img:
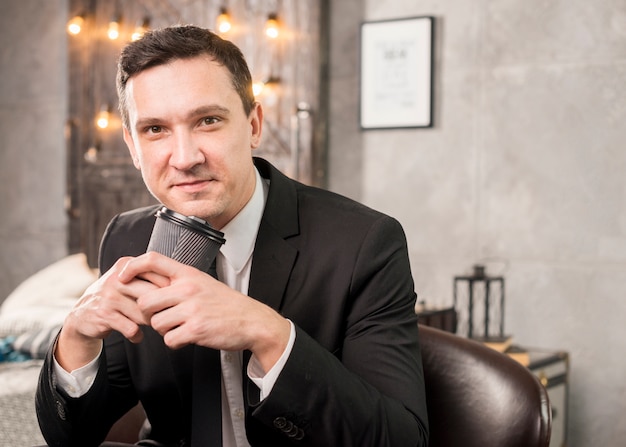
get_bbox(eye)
[202,116,220,126]
[148,125,162,134]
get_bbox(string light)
[252,81,265,97]
[67,15,84,35]
[84,145,99,163]
[253,77,280,97]
[264,13,280,39]
[131,18,150,41]
[216,7,232,34]
[96,106,110,129]
[107,15,122,40]
[67,6,291,142]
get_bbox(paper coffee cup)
[147,207,225,273]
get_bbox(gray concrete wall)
[0,0,68,303]
[328,0,626,445]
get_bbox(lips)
[172,179,213,193]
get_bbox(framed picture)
[360,16,434,129]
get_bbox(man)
[36,25,428,447]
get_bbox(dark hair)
[116,25,255,129]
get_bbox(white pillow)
[0,253,98,337]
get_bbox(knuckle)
[149,313,162,329]
[186,318,208,339]
[144,251,161,262]
[180,280,201,296]
[125,323,141,338]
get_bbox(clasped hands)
[56,251,290,373]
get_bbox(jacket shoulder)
[98,205,161,272]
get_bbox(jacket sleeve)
[35,212,143,447]
[35,331,138,447]
[246,215,429,447]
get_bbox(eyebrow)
[188,104,231,118]
[134,104,232,130]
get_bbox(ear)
[123,127,141,169]
[249,102,263,149]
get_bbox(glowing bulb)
[265,14,279,39]
[131,18,149,41]
[96,108,110,129]
[252,81,265,97]
[84,146,98,163]
[67,15,84,35]
[107,20,120,40]
[216,8,232,34]
[131,28,143,42]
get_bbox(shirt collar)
[218,167,268,274]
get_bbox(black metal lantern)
[453,265,505,338]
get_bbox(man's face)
[123,56,262,229]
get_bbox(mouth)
[172,179,214,194]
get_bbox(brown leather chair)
[418,324,552,447]
[103,403,146,444]
[104,325,552,447]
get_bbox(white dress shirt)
[53,167,296,447]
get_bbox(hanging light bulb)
[264,13,280,39]
[84,145,99,163]
[67,15,84,35]
[252,81,265,97]
[96,105,110,130]
[131,17,150,41]
[216,7,232,34]
[107,15,122,40]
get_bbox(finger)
[118,251,190,283]
[135,282,188,319]
[137,271,170,288]
[100,298,147,344]
[110,312,145,343]
[163,325,192,350]
[147,292,199,333]
[80,291,149,341]
[122,275,166,298]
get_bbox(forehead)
[125,56,241,119]
[130,56,232,94]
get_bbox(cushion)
[12,325,61,359]
[0,254,97,337]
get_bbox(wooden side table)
[523,348,570,447]
[415,305,457,333]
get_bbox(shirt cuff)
[52,345,102,398]
[247,320,296,401]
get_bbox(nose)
[169,131,205,170]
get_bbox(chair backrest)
[418,324,551,447]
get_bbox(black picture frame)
[360,16,434,129]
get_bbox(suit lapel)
[248,224,298,311]
[248,158,300,312]
[243,161,299,414]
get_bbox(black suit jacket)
[36,158,428,446]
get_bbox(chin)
[168,200,218,222]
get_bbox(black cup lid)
[155,207,226,245]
